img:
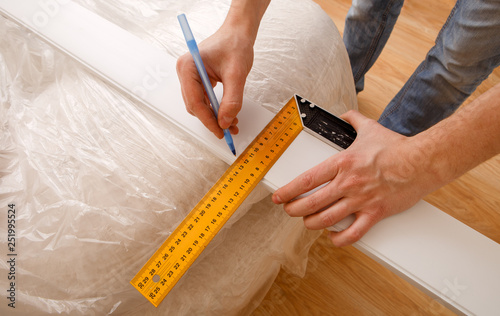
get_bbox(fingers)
[281,181,343,218]
[272,156,339,205]
[176,54,225,139]
[283,191,377,247]
[327,212,378,247]
[176,51,245,138]
[270,110,413,247]
[301,198,354,230]
[228,117,239,135]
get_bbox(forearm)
[411,83,500,188]
[222,0,271,43]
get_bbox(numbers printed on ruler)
[131,98,303,307]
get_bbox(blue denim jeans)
[344,0,500,136]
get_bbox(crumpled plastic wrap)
[0,0,356,315]
[73,0,357,115]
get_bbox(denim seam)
[353,0,399,83]
[435,0,460,46]
[379,0,461,122]
[378,59,427,122]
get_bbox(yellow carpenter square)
[131,96,303,307]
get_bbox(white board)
[1,1,499,314]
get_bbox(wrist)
[406,131,454,190]
[222,0,270,44]
[378,133,445,199]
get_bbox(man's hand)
[176,0,270,139]
[272,110,440,247]
[176,27,254,138]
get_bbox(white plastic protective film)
[0,0,357,315]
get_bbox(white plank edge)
[1,1,499,315]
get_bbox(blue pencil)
[178,13,236,156]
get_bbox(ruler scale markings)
[131,97,303,306]
[131,95,354,307]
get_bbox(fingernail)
[272,194,282,204]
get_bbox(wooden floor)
[252,0,500,315]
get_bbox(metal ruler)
[130,95,356,307]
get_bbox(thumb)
[339,110,368,131]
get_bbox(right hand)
[272,110,442,247]
[176,25,255,139]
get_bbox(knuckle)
[221,101,241,116]
[319,211,336,228]
[305,195,320,211]
[366,208,384,224]
[345,227,363,245]
[335,152,354,169]
[299,173,316,191]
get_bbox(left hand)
[272,110,439,247]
